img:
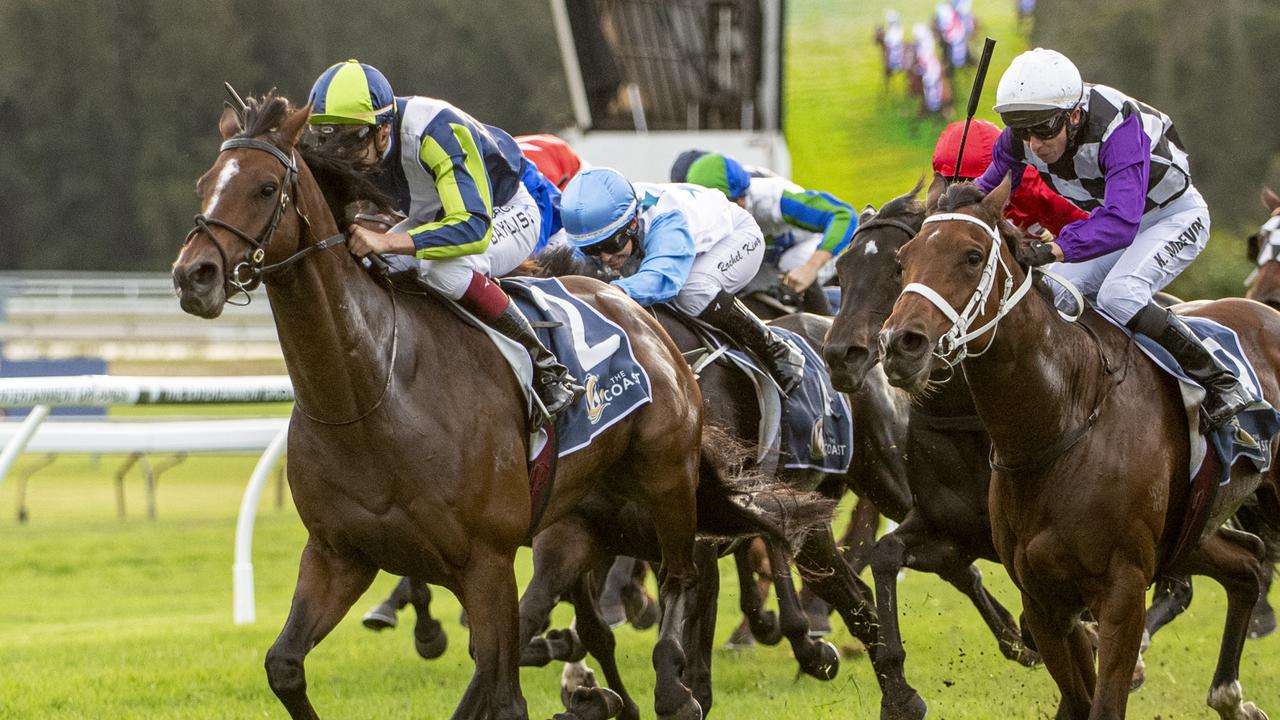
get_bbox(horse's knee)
[264,649,306,698]
[870,533,907,576]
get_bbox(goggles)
[581,222,638,257]
[306,123,372,147]
[1010,111,1070,142]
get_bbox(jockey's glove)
[1017,240,1057,267]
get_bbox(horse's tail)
[694,424,836,551]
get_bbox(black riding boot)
[490,304,585,421]
[698,290,805,395]
[1128,303,1253,432]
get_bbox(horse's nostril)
[895,330,927,355]
[189,261,219,289]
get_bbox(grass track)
[1,1,1276,717]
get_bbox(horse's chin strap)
[898,212,1035,366]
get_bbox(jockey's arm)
[406,114,494,260]
[778,189,856,292]
[1052,115,1149,263]
[612,211,696,306]
[975,129,1027,196]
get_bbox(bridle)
[1244,214,1280,288]
[183,137,346,304]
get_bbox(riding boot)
[698,290,805,395]
[489,303,585,420]
[1128,302,1253,432]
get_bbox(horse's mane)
[878,185,927,223]
[513,245,614,282]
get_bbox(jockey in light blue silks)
[306,59,582,419]
[560,167,805,395]
[976,48,1251,432]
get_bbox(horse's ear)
[925,172,947,212]
[280,102,313,150]
[1262,186,1280,213]
[981,173,1012,221]
[218,104,241,140]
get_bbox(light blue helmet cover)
[560,167,638,248]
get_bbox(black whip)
[952,37,996,183]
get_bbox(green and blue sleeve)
[779,189,857,256]
[409,109,493,260]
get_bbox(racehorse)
[171,92,757,720]
[877,176,1280,720]
[823,183,1038,720]
[1245,186,1280,311]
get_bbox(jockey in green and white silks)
[307,59,582,420]
[560,167,805,395]
[684,153,857,296]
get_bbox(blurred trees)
[0,0,570,271]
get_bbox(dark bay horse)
[172,93,726,720]
[823,185,1038,720]
[1245,186,1280,311]
[878,177,1280,720]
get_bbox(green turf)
[1,452,1275,718]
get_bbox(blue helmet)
[308,60,396,125]
[560,168,638,248]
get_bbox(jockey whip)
[952,37,996,183]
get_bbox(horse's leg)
[1086,566,1148,719]
[639,463,702,720]
[408,580,448,660]
[362,575,413,631]
[622,560,659,630]
[265,538,378,720]
[520,518,595,667]
[681,541,723,716]
[1249,562,1276,639]
[728,538,780,647]
[453,547,527,720]
[1020,597,1093,720]
[599,556,637,628]
[762,537,839,681]
[1145,574,1194,639]
[569,569,639,720]
[929,550,1038,667]
[839,495,881,574]
[866,518,929,720]
[797,526,920,720]
[1184,528,1268,720]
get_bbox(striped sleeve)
[778,189,858,255]
[408,112,493,260]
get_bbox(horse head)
[1245,186,1280,311]
[173,92,318,318]
[878,174,1026,394]
[823,181,925,392]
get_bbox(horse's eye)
[966,250,983,266]
[259,183,278,198]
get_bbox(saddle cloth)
[1112,313,1279,486]
[675,311,854,474]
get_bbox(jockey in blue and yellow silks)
[684,153,857,299]
[307,59,583,420]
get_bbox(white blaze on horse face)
[863,239,879,256]
[204,159,241,216]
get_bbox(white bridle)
[897,212,1081,365]
[1245,214,1280,287]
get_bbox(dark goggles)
[1010,111,1070,142]
[581,222,638,257]
[306,123,372,146]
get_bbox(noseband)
[184,137,345,304]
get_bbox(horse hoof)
[413,622,447,660]
[361,604,397,631]
[522,637,554,667]
[749,611,783,646]
[566,687,624,720]
[547,628,588,663]
[631,596,660,631]
[1129,654,1146,693]
[1241,701,1268,720]
[601,599,627,629]
[800,639,840,681]
[1017,647,1041,668]
[1249,606,1277,639]
[656,696,702,720]
[881,692,928,720]
[561,661,598,709]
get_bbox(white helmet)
[993,48,1083,115]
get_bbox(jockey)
[975,48,1251,431]
[684,152,857,295]
[933,118,1087,238]
[560,167,805,394]
[306,59,584,420]
[515,134,584,190]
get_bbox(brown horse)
[1245,186,1280,310]
[172,93,721,720]
[878,177,1280,720]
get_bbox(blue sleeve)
[1054,114,1149,262]
[779,189,858,256]
[612,210,696,306]
[975,129,1026,194]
